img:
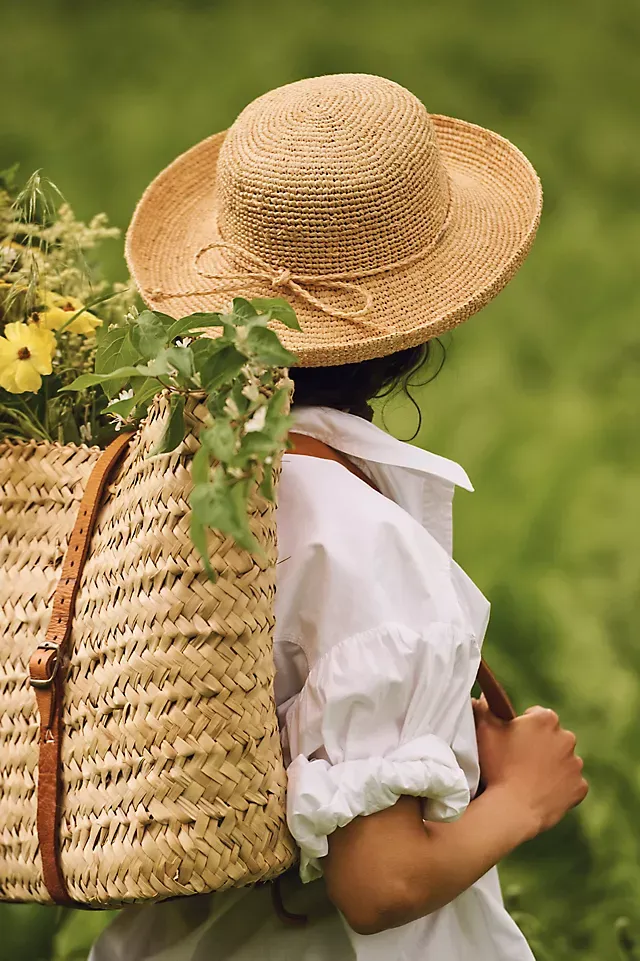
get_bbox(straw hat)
[126,74,542,367]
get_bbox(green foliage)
[62,296,298,577]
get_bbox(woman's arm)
[324,700,588,935]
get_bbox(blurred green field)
[2,0,639,958]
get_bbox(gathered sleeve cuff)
[287,735,470,882]
[283,621,479,883]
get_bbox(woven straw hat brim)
[126,114,542,367]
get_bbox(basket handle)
[28,430,135,906]
[288,432,516,722]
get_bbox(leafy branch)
[62,297,300,580]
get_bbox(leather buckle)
[29,642,61,689]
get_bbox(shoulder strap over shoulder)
[288,431,516,722]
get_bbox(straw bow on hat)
[126,73,542,367]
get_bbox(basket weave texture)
[0,392,296,905]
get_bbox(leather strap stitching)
[28,430,135,905]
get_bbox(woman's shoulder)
[276,452,458,615]
[277,451,423,549]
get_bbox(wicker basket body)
[0,392,296,905]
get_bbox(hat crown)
[215,74,450,275]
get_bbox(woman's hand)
[325,700,589,935]
[473,695,589,838]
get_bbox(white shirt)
[89,406,535,961]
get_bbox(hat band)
[144,199,453,331]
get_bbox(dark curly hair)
[289,339,447,439]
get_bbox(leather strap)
[28,429,135,905]
[288,432,516,723]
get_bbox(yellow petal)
[43,292,84,313]
[0,361,21,393]
[25,325,56,351]
[0,337,17,362]
[28,351,54,376]
[14,360,42,393]
[3,322,30,343]
[37,307,67,331]
[23,329,56,371]
[68,312,102,335]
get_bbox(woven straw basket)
[0,390,296,906]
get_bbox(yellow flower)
[34,291,102,336]
[0,322,56,393]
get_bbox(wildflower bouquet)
[0,166,136,446]
[0,167,300,575]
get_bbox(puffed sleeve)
[277,461,485,883]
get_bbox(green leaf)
[250,298,301,331]
[239,430,276,458]
[233,298,258,321]
[59,366,144,392]
[246,325,298,367]
[266,383,292,422]
[162,314,212,341]
[165,345,195,381]
[59,408,82,445]
[190,513,216,582]
[201,419,237,462]
[129,310,168,360]
[165,314,219,341]
[191,474,259,554]
[259,461,276,501]
[150,394,185,455]
[136,351,172,377]
[191,444,211,486]
[199,344,246,393]
[94,326,142,399]
[95,326,140,376]
[145,309,183,331]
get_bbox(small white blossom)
[242,382,260,403]
[0,246,19,267]
[175,336,192,348]
[106,387,134,408]
[224,397,240,418]
[244,405,267,433]
[79,423,92,443]
[228,466,247,479]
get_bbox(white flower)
[0,246,19,267]
[224,396,240,418]
[175,336,192,348]
[244,405,267,433]
[106,387,133,408]
[79,423,92,443]
[242,382,260,403]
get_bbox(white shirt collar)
[289,406,474,555]
[290,406,473,491]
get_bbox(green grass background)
[1,0,639,957]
